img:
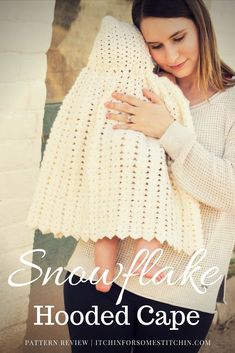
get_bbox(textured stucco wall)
[210,0,235,68]
[0,1,55,352]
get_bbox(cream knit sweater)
[65,86,235,314]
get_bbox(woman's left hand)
[105,89,174,139]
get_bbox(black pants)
[63,271,214,353]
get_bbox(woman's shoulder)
[223,84,235,108]
[199,85,235,126]
[221,85,235,128]
[215,84,235,109]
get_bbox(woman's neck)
[176,73,199,97]
[176,75,217,105]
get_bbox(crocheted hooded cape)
[26,16,204,255]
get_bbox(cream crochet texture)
[26,16,203,255]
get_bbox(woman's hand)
[105,89,174,139]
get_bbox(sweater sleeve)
[159,120,235,213]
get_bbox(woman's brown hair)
[132,0,235,98]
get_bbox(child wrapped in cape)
[26,16,203,291]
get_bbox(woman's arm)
[159,120,235,213]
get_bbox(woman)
[63,0,235,352]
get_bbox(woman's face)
[140,17,199,79]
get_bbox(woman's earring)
[153,64,161,75]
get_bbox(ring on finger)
[127,114,134,124]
